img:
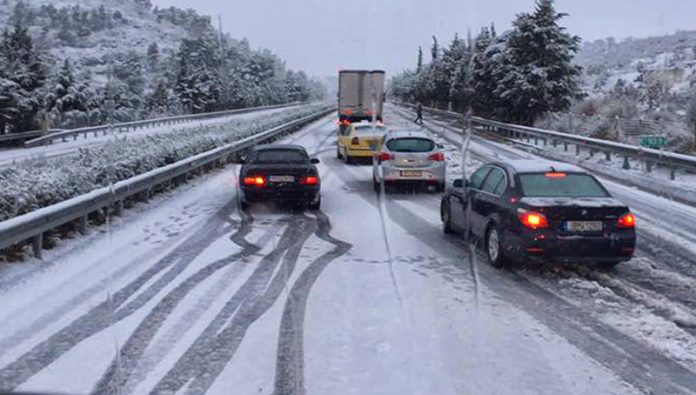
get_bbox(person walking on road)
[414,103,423,125]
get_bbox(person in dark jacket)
[414,103,423,125]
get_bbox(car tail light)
[300,176,319,185]
[617,213,636,229]
[545,172,567,178]
[518,209,549,230]
[428,152,445,161]
[378,152,394,162]
[339,119,351,126]
[243,176,266,186]
[351,136,360,145]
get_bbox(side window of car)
[480,168,506,196]
[469,167,491,190]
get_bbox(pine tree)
[498,0,582,124]
[0,22,46,132]
[431,36,439,61]
[147,42,160,71]
[416,46,423,73]
[470,27,500,117]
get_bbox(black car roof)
[253,144,307,152]
[491,160,585,175]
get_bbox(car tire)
[345,155,354,165]
[240,199,250,211]
[435,182,446,193]
[308,196,321,211]
[486,224,507,268]
[441,200,455,235]
[337,146,343,160]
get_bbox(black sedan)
[441,160,636,268]
[239,144,321,210]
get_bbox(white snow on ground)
[392,105,696,375]
[2,110,696,394]
[0,105,301,168]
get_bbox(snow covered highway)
[1,109,696,395]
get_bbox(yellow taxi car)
[337,121,388,164]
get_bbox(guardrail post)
[671,168,676,180]
[575,144,581,156]
[542,138,547,146]
[113,200,123,216]
[94,130,98,137]
[622,156,630,170]
[32,233,43,260]
[552,139,557,148]
[73,135,77,141]
[563,142,568,152]
[589,149,596,157]
[645,160,653,173]
[79,215,88,235]
[605,151,611,161]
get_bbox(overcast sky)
[154,0,696,78]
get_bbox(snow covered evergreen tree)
[0,21,46,133]
[499,0,582,124]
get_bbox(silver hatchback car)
[372,130,446,192]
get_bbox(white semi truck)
[338,70,385,124]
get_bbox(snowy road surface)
[0,105,300,168]
[1,109,696,394]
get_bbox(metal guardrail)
[0,106,334,258]
[400,103,696,179]
[0,129,62,144]
[22,102,304,148]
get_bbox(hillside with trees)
[0,0,325,134]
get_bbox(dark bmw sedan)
[441,160,636,268]
[239,144,321,210]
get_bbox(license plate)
[269,175,295,183]
[400,171,422,177]
[566,221,603,232]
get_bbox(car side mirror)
[453,179,466,188]
[310,158,320,164]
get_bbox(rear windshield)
[519,173,609,198]
[253,149,307,163]
[354,125,387,135]
[386,138,435,153]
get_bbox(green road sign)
[640,135,667,149]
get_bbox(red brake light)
[339,119,351,126]
[428,152,445,161]
[545,172,567,178]
[351,136,360,145]
[518,210,549,230]
[243,176,266,186]
[301,176,319,185]
[617,213,636,229]
[378,152,393,162]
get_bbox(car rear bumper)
[345,146,377,157]
[241,186,320,203]
[377,164,446,183]
[503,230,636,264]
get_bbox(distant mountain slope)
[576,30,696,101]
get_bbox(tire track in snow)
[149,214,317,395]
[0,201,236,391]
[92,210,263,394]
[327,146,696,395]
[272,211,352,395]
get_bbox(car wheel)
[436,182,446,193]
[345,155,354,165]
[486,225,507,268]
[308,195,321,211]
[441,200,455,235]
[336,146,343,160]
[240,199,250,211]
